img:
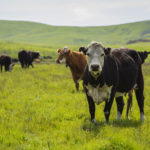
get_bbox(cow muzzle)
[91,64,100,71]
[90,64,101,76]
[56,59,60,64]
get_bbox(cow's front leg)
[31,63,34,68]
[104,87,116,122]
[86,93,96,123]
[75,81,79,91]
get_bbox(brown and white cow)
[83,41,150,123]
[56,47,87,91]
[0,54,15,72]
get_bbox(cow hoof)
[116,112,121,120]
[140,113,145,122]
[91,118,96,123]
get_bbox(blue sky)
[0,0,150,26]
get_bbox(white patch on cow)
[140,112,145,122]
[133,84,138,89]
[116,112,122,120]
[9,64,14,72]
[91,118,96,123]
[86,84,112,105]
[59,57,66,63]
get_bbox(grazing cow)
[0,54,15,72]
[18,50,40,68]
[83,41,150,123]
[56,47,87,91]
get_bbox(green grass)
[0,40,150,63]
[0,40,150,149]
[0,20,150,46]
[0,61,150,150]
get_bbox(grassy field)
[0,20,150,46]
[0,41,150,150]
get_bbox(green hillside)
[0,20,150,46]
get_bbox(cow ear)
[84,48,88,55]
[57,49,61,53]
[104,47,111,55]
[85,48,88,52]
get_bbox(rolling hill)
[0,20,150,46]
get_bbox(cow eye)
[101,54,104,56]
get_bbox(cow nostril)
[91,65,100,71]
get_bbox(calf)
[18,50,40,68]
[83,41,149,122]
[0,54,15,72]
[56,47,87,91]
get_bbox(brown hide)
[56,48,87,91]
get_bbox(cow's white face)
[86,42,105,75]
[56,47,69,64]
[9,64,15,72]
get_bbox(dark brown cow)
[0,54,15,72]
[56,47,87,91]
[18,50,40,68]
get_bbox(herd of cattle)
[0,41,149,123]
[0,50,40,72]
[56,41,150,123]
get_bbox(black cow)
[83,41,149,123]
[0,54,15,72]
[18,50,40,68]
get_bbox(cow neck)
[88,70,105,88]
[66,52,78,71]
[65,52,72,67]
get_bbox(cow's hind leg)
[135,68,145,121]
[116,96,124,120]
